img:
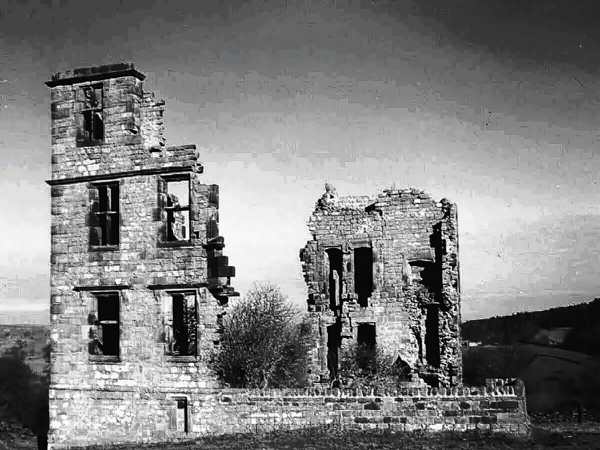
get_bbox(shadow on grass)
[73,426,593,450]
[0,347,48,449]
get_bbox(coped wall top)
[46,62,145,87]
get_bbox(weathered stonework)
[49,380,529,447]
[300,184,462,387]
[47,63,238,449]
[46,64,527,448]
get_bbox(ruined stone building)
[300,184,462,387]
[46,63,238,447]
[43,63,527,448]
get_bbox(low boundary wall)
[48,379,529,448]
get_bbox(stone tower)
[46,63,237,448]
[300,185,462,387]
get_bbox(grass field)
[47,424,599,450]
[1,404,600,449]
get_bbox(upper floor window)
[165,178,190,242]
[76,84,104,146]
[88,292,120,360]
[354,247,373,307]
[89,182,119,248]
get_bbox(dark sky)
[2,0,600,318]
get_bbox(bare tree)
[211,282,310,388]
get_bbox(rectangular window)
[357,323,376,349]
[88,293,120,358]
[354,247,373,307]
[356,323,376,370]
[165,178,190,242]
[77,84,104,146]
[90,182,119,247]
[165,292,197,357]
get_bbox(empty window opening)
[169,398,188,433]
[88,293,119,357]
[357,323,376,348]
[325,248,343,310]
[327,323,341,381]
[425,304,440,367]
[90,182,119,247]
[165,179,190,241]
[166,292,197,356]
[356,323,376,370]
[354,248,373,307]
[410,261,441,301]
[77,84,104,146]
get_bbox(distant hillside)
[460,214,600,319]
[462,298,600,356]
[0,309,48,325]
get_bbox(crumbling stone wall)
[45,63,523,449]
[300,185,462,387]
[47,63,237,449]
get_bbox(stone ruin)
[300,184,462,388]
[46,63,238,447]
[45,64,527,449]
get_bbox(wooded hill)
[462,298,600,356]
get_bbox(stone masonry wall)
[48,379,528,448]
[300,185,462,387]
[47,63,237,449]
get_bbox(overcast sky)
[1,0,600,319]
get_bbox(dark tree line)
[462,298,600,355]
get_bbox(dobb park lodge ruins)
[46,64,529,448]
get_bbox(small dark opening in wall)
[354,248,373,307]
[92,112,104,141]
[173,294,186,352]
[356,323,376,370]
[327,323,341,381]
[357,323,376,348]
[410,260,441,299]
[394,357,412,382]
[174,398,188,433]
[325,248,343,310]
[83,110,93,136]
[425,304,440,367]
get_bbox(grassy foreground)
[2,419,600,449]
[71,425,599,450]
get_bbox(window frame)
[164,290,198,361]
[88,291,121,363]
[77,83,105,147]
[89,181,120,251]
[160,174,193,246]
[353,246,374,307]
